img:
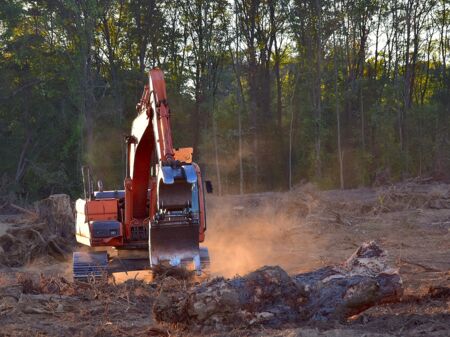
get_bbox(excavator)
[73,68,210,280]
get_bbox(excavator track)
[73,251,108,281]
[72,248,209,281]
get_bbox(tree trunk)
[15,134,32,184]
[314,0,322,179]
[288,70,300,190]
[334,32,344,190]
[232,63,245,195]
[212,106,222,196]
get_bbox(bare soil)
[0,182,449,336]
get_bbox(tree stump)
[0,195,75,266]
[34,194,74,240]
[153,241,403,330]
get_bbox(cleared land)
[0,181,449,337]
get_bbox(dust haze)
[205,189,327,277]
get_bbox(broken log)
[153,241,403,330]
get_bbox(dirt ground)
[0,182,449,336]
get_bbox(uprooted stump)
[294,241,402,321]
[34,194,75,240]
[0,194,75,267]
[153,241,403,330]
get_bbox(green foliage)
[1,0,449,201]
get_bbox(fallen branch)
[10,203,37,216]
[399,258,443,272]
[330,210,352,226]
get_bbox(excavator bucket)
[149,221,210,274]
[150,176,209,274]
[149,218,200,266]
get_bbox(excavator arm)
[126,68,207,269]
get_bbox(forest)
[0,0,449,200]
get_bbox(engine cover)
[91,220,121,238]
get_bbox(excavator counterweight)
[73,68,209,280]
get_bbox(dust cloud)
[205,190,327,278]
[85,126,125,191]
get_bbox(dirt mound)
[375,183,450,213]
[153,241,403,331]
[0,194,75,267]
[319,183,450,219]
[152,264,196,282]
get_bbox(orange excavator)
[73,68,211,280]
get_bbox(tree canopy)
[1,0,449,200]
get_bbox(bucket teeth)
[194,247,210,275]
[199,247,210,270]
